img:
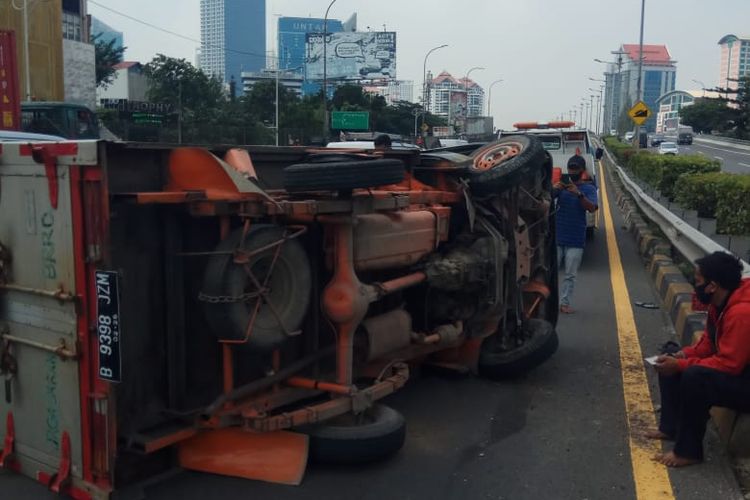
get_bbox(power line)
[88,0,274,61]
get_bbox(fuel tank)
[351,211,440,272]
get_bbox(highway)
[1,163,743,500]
[678,138,750,174]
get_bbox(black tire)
[301,404,406,464]
[202,225,311,352]
[478,319,559,380]
[468,135,546,193]
[284,159,405,192]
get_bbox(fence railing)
[600,144,750,276]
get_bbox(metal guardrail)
[601,147,750,276]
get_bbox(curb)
[605,158,750,459]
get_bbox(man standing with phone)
[554,155,598,314]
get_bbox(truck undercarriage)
[0,135,558,496]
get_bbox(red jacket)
[679,278,750,375]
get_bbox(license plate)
[95,271,122,383]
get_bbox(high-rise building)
[278,17,344,74]
[428,71,485,118]
[91,16,124,58]
[200,0,266,85]
[241,70,304,98]
[602,44,676,133]
[718,34,750,92]
[362,80,414,104]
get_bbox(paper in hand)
[644,355,660,366]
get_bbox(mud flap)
[178,428,309,486]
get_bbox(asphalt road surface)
[1,164,744,500]
[680,138,750,174]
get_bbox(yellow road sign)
[628,100,652,126]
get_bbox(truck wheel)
[284,158,405,192]
[301,404,406,464]
[468,135,546,193]
[202,225,311,352]
[478,319,558,380]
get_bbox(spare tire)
[284,158,405,192]
[478,318,559,379]
[300,404,406,464]
[468,135,546,193]
[202,225,311,352]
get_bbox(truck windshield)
[21,104,99,139]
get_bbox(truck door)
[0,140,108,498]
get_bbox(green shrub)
[674,172,750,235]
[603,137,635,164]
[715,175,750,235]
[624,153,720,199]
[674,172,726,218]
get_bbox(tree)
[144,54,229,143]
[92,34,126,88]
[329,85,446,139]
[707,76,750,139]
[679,98,732,134]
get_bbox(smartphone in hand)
[561,173,571,185]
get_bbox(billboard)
[0,31,20,130]
[306,31,396,81]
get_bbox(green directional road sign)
[331,111,370,131]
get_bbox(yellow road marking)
[598,161,675,499]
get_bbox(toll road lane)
[681,141,750,174]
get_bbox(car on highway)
[650,133,665,147]
[658,141,679,155]
[624,131,635,142]
[678,129,694,145]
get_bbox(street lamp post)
[464,66,484,118]
[422,44,448,115]
[692,79,706,98]
[594,53,625,134]
[487,78,503,117]
[589,86,604,134]
[580,101,584,128]
[588,95,594,131]
[635,0,646,146]
[322,0,337,142]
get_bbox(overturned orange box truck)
[0,137,558,497]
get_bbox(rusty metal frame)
[242,362,409,433]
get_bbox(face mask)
[568,173,582,182]
[695,282,714,304]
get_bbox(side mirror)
[595,147,604,160]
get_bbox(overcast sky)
[88,0,750,129]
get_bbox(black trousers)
[658,365,750,460]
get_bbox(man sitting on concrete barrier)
[649,251,750,467]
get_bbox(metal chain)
[0,242,11,286]
[197,289,267,304]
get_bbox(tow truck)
[500,121,600,239]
